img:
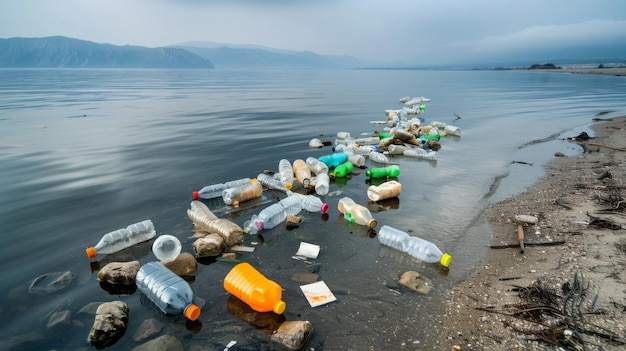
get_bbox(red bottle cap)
[192,191,199,200]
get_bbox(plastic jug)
[337,197,377,228]
[377,225,452,268]
[366,165,400,178]
[367,180,402,202]
[86,219,156,259]
[222,178,263,206]
[193,178,252,200]
[136,262,201,320]
[152,234,182,262]
[223,262,286,314]
[330,161,353,178]
[292,159,312,187]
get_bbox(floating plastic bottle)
[136,262,201,320]
[336,131,351,140]
[287,192,329,213]
[368,151,389,164]
[366,165,400,179]
[347,154,366,167]
[330,161,353,178]
[193,178,252,200]
[354,136,380,146]
[419,134,440,142]
[86,220,156,259]
[256,173,290,192]
[403,149,438,161]
[222,178,263,206]
[305,156,329,175]
[318,152,348,168]
[314,172,330,196]
[152,234,182,262]
[377,225,452,268]
[243,197,302,235]
[337,197,377,228]
[292,159,312,187]
[278,159,295,190]
[223,262,286,314]
[367,180,402,202]
[344,144,374,156]
[387,144,408,155]
[443,125,461,136]
[187,201,243,246]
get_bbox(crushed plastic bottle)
[256,173,290,192]
[367,180,402,202]
[287,192,329,213]
[377,225,451,268]
[223,262,286,314]
[243,197,302,234]
[86,220,156,259]
[403,148,438,161]
[193,178,252,200]
[136,261,201,320]
[337,197,377,228]
[187,201,243,246]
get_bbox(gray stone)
[270,320,313,350]
[28,271,75,296]
[133,318,163,342]
[46,310,73,330]
[131,334,184,351]
[397,271,433,295]
[88,301,129,349]
[163,252,198,277]
[286,215,301,229]
[193,233,224,257]
[97,261,140,285]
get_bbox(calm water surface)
[1,68,625,350]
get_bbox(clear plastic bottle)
[337,197,377,228]
[314,172,330,196]
[223,262,286,314]
[292,159,312,187]
[318,152,348,168]
[403,149,438,161]
[193,178,252,200]
[86,220,156,259]
[344,144,374,156]
[443,125,461,136]
[336,131,351,140]
[256,173,290,192]
[367,180,402,202]
[152,234,182,262]
[187,202,243,246]
[387,144,407,155]
[377,225,452,268]
[288,192,329,213]
[347,154,366,167]
[222,178,263,206]
[354,136,380,145]
[376,225,410,252]
[369,151,390,164]
[305,156,329,175]
[136,262,201,320]
[278,159,295,189]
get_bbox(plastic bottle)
[367,180,402,202]
[337,197,377,228]
[377,225,452,268]
[222,178,263,206]
[314,172,330,196]
[287,192,329,213]
[256,173,290,192]
[223,262,286,314]
[354,136,380,145]
[443,125,461,136]
[330,161,354,178]
[152,234,182,262]
[86,220,156,259]
[318,152,348,168]
[366,165,400,178]
[187,201,243,246]
[369,151,389,164]
[136,262,201,320]
[403,149,438,161]
[308,138,323,148]
[305,156,329,175]
[347,154,366,167]
[278,159,295,189]
[387,144,408,155]
[193,178,252,200]
[336,131,351,139]
[344,144,374,156]
[419,134,440,142]
[292,159,312,187]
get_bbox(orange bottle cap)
[185,304,201,321]
[86,247,96,259]
[274,300,286,314]
[285,183,293,190]
[192,191,199,200]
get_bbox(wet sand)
[433,116,626,350]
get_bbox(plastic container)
[187,201,244,246]
[387,144,408,155]
[403,149,438,161]
[278,159,295,189]
[366,165,400,178]
[288,192,329,213]
[443,125,461,136]
[344,144,374,156]
[308,138,323,148]
[256,173,290,192]
[305,156,329,175]
[419,134,440,142]
[336,131,351,139]
[314,172,330,196]
[136,261,201,320]
[86,220,156,259]
[223,262,286,314]
[318,152,348,168]
[347,154,366,167]
[367,180,402,202]
[193,178,252,200]
[222,178,263,206]
[292,159,312,187]
[337,197,377,228]
[368,151,389,164]
[152,234,182,262]
[354,136,380,146]
[377,225,452,268]
[330,161,353,178]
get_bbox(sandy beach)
[433,114,626,350]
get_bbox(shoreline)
[540,67,626,77]
[434,116,626,350]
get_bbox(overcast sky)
[2,0,626,65]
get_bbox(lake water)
[1,68,625,350]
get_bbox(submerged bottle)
[318,152,348,168]
[193,178,252,200]
[367,180,402,202]
[278,159,295,189]
[292,159,312,187]
[86,220,156,259]
[377,225,452,268]
[223,262,286,314]
[222,178,263,206]
[136,262,201,320]
[366,165,400,178]
[152,234,182,262]
[256,173,290,192]
[337,197,377,228]
[330,161,353,178]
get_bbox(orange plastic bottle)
[223,262,286,314]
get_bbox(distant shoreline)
[539,67,626,76]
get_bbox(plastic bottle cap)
[192,191,199,200]
[184,303,201,321]
[285,183,293,190]
[320,203,329,214]
[440,253,452,268]
[86,247,96,259]
[273,300,286,314]
[368,219,378,228]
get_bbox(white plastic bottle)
[369,151,390,164]
[347,154,366,167]
[278,159,295,189]
[403,148,438,161]
[86,220,156,259]
[152,234,182,262]
[314,172,330,196]
[387,144,407,155]
[367,180,402,202]
[305,156,329,175]
[193,178,252,200]
[256,173,290,192]
[288,192,329,213]
[443,125,461,136]
[377,225,452,268]
[337,197,377,228]
[136,262,201,321]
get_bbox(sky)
[2,0,626,65]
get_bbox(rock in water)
[271,320,313,350]
[398,271,433,295]
[97,261,140,285]
[88,301,129,349]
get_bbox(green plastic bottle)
[378,132,393,139]
[365,165,400,179]
[330,161,354,178]
[419,134,440,142]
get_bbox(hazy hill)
[0,36,214,68]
